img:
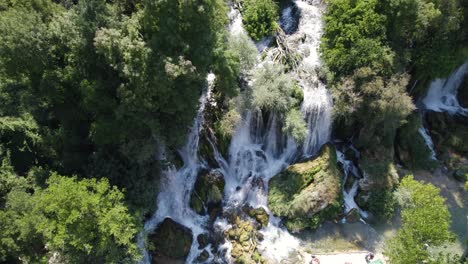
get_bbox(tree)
[34,174,139,263]
[332,68,415,148]
[385,176,454,264]
[381,0,465,78]
[321,0,395,77]
[242,0,279,41]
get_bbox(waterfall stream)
[419,61,468,160]
[142,1,335,263]
[422,62,468,116]
[417,127,437,160]
[141,74,216,264]
[336,146,368,221]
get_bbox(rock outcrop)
[224,216,266,264]
[243,206,269,228]
[268,144,342,232]
[190,169,225,220]
[148,218,193,263]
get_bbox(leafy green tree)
[332,68,415,148]
[34,174,139,263]
[227,31,258,75]
[321,0,395,77]
[385,176,455,264]
[242,0,279,41]
[381,0,466,78]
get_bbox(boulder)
[149,218,193,263]
[268,144,342,232]
[197,233,209,249]
[243,206,269,228]
[190,169,225,218]
[196,250,209,262]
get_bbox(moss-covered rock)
[268,144,342,232]
[243,206,269,228]
[426,111,468,155]
[196,250,209,262]
[396,113,438,170]
[190,169,225,218]
[224,216,266,264]
[148,218,193,262]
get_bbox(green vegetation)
[322,0,466,188]
[385,176,455,264]
[322,0,467,81]
[250,63,307,142]
[396,114,438,170]
[242,0,279,41]
[0,160,139,263]
[321,0,394,77]
[0,0,240,261]
[269,145,342,232]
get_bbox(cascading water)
[141,74,215,264]
[142,0,334,262]
[422,62,468,115]
[417,127,437,160]
[418,62,468,161]
[336,146,368,221]
[209,0,333,262]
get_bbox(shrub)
[283,109,307,143]
[242,0,279,41]
[228,31,258,75]
[250,63,298,113]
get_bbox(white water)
[336,148,368,220]
[417,127,437,160]
[291,0,332,157]
[142,0,334,262]
[212,1,332,262]
[422,62,468,115]
[141,74,215,264]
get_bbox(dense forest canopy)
[0,0,466,263]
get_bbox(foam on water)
[140,74,215,264]
[422,62,468,115]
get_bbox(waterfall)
[422,62,468,115]
[417,127,437,160]
[336,147,368,220]
[292,0,332,157]
[142,0,334,262]
[140,74,215,264]
[213,1,332,262]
